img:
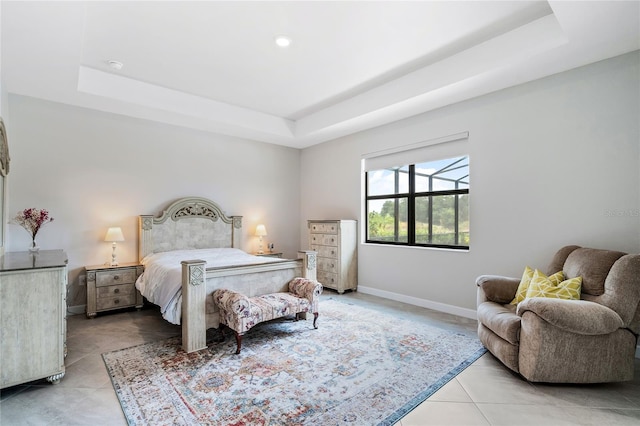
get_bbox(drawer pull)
[114,299,120,304]
[114,288,120,294]
[331,250,335,255]
[113,275,120,281]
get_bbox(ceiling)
[2,1,639,149]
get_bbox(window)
[366,155,469,249]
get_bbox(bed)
[137,197,317,353]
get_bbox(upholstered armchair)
[476,245,640,383]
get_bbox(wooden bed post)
[299,250,317,281]
[181,260,207,353]
[138,215,154,262]
[230,216,242,248]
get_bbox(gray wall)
[6,95,301,310]
[300,51,640,316]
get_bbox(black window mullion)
[428,174,433,244]
[394,169,400,242]
[454,181,459,246]
[365,171,370,240]
[408,165,415,244]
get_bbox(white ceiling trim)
[77,66,296,140]
[294,13,567,143]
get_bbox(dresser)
[85,262,144,318]
[308,220,357,293]
[0,250,68,388]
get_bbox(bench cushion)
[251,293,311,324]
[213,288,315,334]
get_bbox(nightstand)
[253,252,283,258]
[85,262,144,318]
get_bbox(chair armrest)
[212,289,251,317]
[476,275,520,304]
[517,298,624,335]
[289,277,323,303]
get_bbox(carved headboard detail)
[139,197,243,261]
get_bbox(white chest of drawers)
[308,220,357,293]
[1,250,68,388]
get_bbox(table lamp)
[255,224,267,254]
[104,227,125,266]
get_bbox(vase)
[29,239,40,253]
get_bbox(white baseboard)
[357,285,477,320]
[67,304,86,316]
[357,286,640,359]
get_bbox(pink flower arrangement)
[12,208,54,241]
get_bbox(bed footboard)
[181,251,317,353]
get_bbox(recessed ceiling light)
[275,36,292,48]
[108,60,123,70]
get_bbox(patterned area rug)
[103,298,485,425]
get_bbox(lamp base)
[111,243,119,267]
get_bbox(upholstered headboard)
[138,197,243,261]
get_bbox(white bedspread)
[135,248,283,325]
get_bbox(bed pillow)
[525,269,582,301]
[510,267,564,305]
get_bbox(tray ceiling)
[2,1,639,148]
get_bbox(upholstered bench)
[212,277,322,354]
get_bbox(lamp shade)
[255,224,267,237]
[104,227,125,242]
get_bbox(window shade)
[362,131,469,172]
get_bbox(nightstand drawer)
[96,294,136,311]
[96,269,137,287]
[97,283,136,299]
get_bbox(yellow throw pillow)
[511,266,534,305]
[525,269,582,301]
[511,267,564,305]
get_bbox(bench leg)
[313,312,319,329]
[234,332,243,355]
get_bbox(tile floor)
[1,291,639,426]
